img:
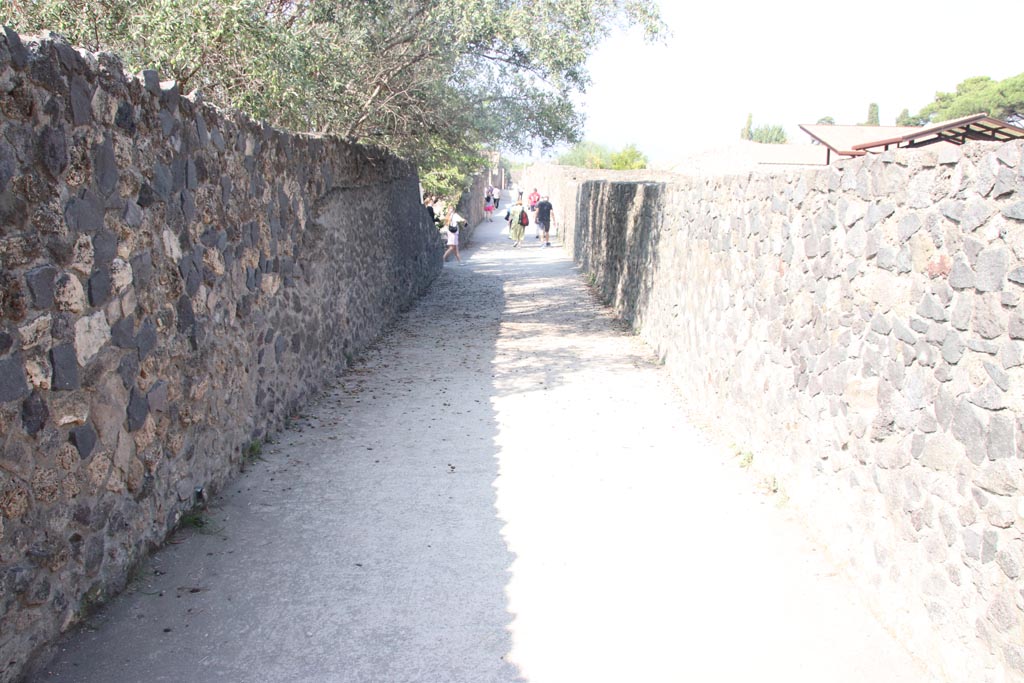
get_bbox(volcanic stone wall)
[0,29,441,679]
[525,145,1024,682]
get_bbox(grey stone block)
[975,248,1009,292]
[3,25,28,69]
[49,343,80,391]
[64,190,104,234]
[898,213,921,241]
[997,551,1020,580]
[93,137,118,197]
[952,399,986,463]
[0,354,30,403]
[948,258,975,290]
[39,126,68,178]
[967,339,999,355]
[1002,201,1024,221]
[1009,315,1024,340]
[0,140,14,194]
[25,265,57,309]
[964,528,983,560]
[961,200,992,232]
[135,318,157,359]
[142,69,160,94]
[982,530,998,563]
[69,423,97,458]
[870,313,892,335]
[147,380,169,413]
[968,384,1007,411]
[176,295,195,336]
[116,352,139,390]
[20,391,48,435]
[130,251,153,288]
[984,362,1010,391]
[126,386,149,432]
[109,315,135,348]
[917,293,948,322]
[876,246,897,271]
[69,75,93,126]
[987,413,1015,460]
[976,298,1007,339]
[114,100,136,134]
[977,461,1019,496]
[151,162,172,201]
[941,332,964,364]
[999,342,1024,369]
[87,269,111,307]
[92,231,117,268]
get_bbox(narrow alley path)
[31,199,931,682]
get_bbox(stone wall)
[525,145,1024,682]
[0,29,441,680]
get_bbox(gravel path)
[32,198,932,682]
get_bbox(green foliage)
[910,74,1024,125]
[741,114,786,144]
[2,0,666,196]
[896,74,1024,127]
[816,116,835,125]
[558,140,612,167]
[860,103,879,126]
[609,144,647,170]
[750,124,787,144]
[556,141,647,169]
[896,108,926,126]
[740,113,753,140]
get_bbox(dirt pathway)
[32,198,932,682]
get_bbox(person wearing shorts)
[484,193,494,221]
[535,196,554,247]
[443,208,465,265]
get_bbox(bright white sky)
[571,0,1024,167]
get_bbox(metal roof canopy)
[798,114,1024,163]
[797,124,914,157]
[852,113,1024,152]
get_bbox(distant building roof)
[799,114,1024,163]
[852,113,1024,152]
[798,125,920,157]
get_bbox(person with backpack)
[508,198,528,248]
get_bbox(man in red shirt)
[528,188,540,211]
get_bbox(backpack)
[519,209,529,226]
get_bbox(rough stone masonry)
[0,28,441,680]
[526,143,1024,683]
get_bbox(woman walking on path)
[508,199,527,248]
[484,193,495,221]
[443,207,465,265]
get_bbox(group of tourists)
[428,184,555,266]
[506,187,554,248]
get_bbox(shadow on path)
[31,214,521,682]
[31,191,931,683]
